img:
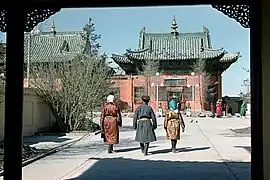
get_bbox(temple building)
[0,20,114,87]
[111,16,241,112]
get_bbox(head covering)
[107,95,114,103]
[142,95,150,103]
[171,93,177,99]
[169,98,177,111]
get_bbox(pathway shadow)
[115,145,158,153]
[23,135,71,145]
[65,157,250,180]
[149,146,210,155]
[234,146,251,153]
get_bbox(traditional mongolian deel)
[100,102,122,145]
[133,103,157,143]
[164,110,184,140]
[216,101,222,117]
[240,101,247,117]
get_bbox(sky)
[0,5,250,96]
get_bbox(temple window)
[183,86,193,101]
[164,78,186,86]
[157,86,167,101]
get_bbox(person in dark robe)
[210,103,215,118]
[164,98,185,153]
[225,103,229,116]
[133,95,157,156]
[100,95,122,153]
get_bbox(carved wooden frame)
[0,5,249,32]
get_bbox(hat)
[107,95,115,103]
[171,93,177,98]
[172,95,177,98]
[142,95,150,102]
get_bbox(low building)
[0,21,114,87]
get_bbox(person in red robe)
[216,100,222,118]
[100,95,122,153]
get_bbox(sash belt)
[139,118,150,121]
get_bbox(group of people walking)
[210,99,247,118]
[100,93,185,155]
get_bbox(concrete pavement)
[5,117,252,180]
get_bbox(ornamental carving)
[0,9,61,32]
[0,5,249,33]
[212,5,250,28]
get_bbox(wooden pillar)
[131,76,134,112]
[261,0,269,179]
[4,7,25,180]
[217,74,222,99]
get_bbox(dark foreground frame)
[3,1,262,180]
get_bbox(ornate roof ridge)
[111,54,133,64]
[223,51,242,58]
[126,48,149,54]
[25,31,84,37]
[227,51,241,55]
[111,54,128,57]
[203,47,224,52]
[41,31,84,36]
[220,51,241,62]
[144,31,207,37]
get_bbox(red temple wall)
[111,74,222,112]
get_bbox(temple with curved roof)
[112,17,240,76]
[112,16,241,112]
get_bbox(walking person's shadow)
[149,146,210,155]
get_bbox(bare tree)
[138,59,160,96]
[31,54,112,132]
[192,58,213,112]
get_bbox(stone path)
[5,117,252,180]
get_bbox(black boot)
[111,144,114,153]
[144,143,149,156]
[108,144,113,154]
[140,143,144,153]
[171,140,177,153]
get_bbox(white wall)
[0,88,55,140]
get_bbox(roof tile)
[220,52,241,62]
[112,29,241,64]
[111,54,133,64]
[24,31,86,63]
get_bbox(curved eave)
[126,48,149,54]
[111,54,133,64]
[125,48,225,61]
[219,52,241,73]
[219,52,241,63]
[201,48,225,60]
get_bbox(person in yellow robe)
[164,95,186,153]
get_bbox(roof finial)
[171,15,179,36]
[51,19,56,36]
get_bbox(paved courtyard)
[7,117,252,180]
